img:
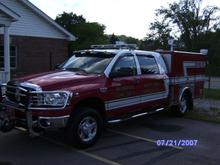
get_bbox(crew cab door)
[136,54,169,110]
[105,53,142,116]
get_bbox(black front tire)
[66,107,103,149]
[0,119,15,132]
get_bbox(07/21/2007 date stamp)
[156,139,198,147]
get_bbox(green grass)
[204,88,220,100]
[187,88,220,123]
[185,108,220,124]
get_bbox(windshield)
[61,52,114,74]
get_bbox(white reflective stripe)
[183,61,206,76]
[183,62,196,76]
[105,91,168,111]
[170,75,207,84]
[140,92,168,103]
[106,95,140,110]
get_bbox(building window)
[0,46,17,70]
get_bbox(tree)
[147,0,220,51]
[71,22,109,50]
[55,12,86,30]
[143,20,172,50]
[108,34,140,47]
[197,29,220,76]
[55,12,108,51]
[117,35,140,45]
[109,34,119,44]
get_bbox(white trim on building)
[19,0,76,41]
[0,2,20,22]
[0,0,76,84]
[0,0,76,41]
[0,2,20,84]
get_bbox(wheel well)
[181,88,193,110]
[74,98,106,120]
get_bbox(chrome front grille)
[1,82,69,110]
[29,94,44,106]
[5,85,30,106]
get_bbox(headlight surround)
[30,91,72,108]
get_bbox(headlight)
[30,91,72,108]
[43,93,69,106]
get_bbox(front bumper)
[0,100,70,132]
[16,113,70,129]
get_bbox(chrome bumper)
[38,116,69,128]
[16,114,70,129]
[0,100,69,134]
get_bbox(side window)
[137,55,159,74]
[111,55,137,77]
[0,46,17,70]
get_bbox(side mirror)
[109,71,118,79]
[109,67,134,78]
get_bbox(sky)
[29,0,220,40]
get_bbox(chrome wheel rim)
[180,97,187,113]
[78,116,97,142]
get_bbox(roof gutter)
[0,2,20,22]
[20,0,77,41]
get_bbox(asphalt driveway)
[0,113,220,165]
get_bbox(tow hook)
[0,109,15,133]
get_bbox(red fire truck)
[0,44,207,148]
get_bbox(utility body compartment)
[157,50,207,104]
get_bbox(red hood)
[16,70,100,90]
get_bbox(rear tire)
[172,93,191,117]
[66,107,103,149]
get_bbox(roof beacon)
[91,43,138,50]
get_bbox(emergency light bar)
[91,44,138,50]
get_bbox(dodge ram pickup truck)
[0,44,207,148]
